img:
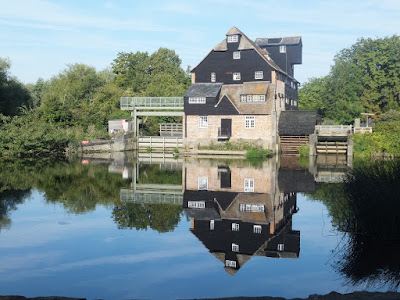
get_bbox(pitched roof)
[218,82,275,115]
[278,111,321,136]
[255,36,302,46]
[184,83,223,98]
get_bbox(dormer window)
[227,35,239,43]
[279,45,286,53]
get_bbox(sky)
[1,0,400,85]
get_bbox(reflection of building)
[183,158,300,275]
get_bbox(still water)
[0,155,398,299]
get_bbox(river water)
[0,154,398,299]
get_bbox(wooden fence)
[137,136,183,150]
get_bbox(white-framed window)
[277,244,285,251]
[244,178,254,192]
[199,116,208,128]
[279,45,286,53]
[245,116,255,129]
[233,51,240,59]
[232,243,239,252]
[240,203,264,212]
[294,100,298,106]
[285,97,289,104]
[198,176,208,190]
[255,71,263,79]
[240,95,265,103]
[233,72,241,81]
[225,260,237,268]
[253,225,262,234]
[188,201,205,209]
[189,97,206,104]
[211,72,216,82]
[232,223,239,231]
[210,220,214,230]
[227,35,239,43]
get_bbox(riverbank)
[1,291,399,300]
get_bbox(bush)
[245,147,270,159]
[298,145,310,157]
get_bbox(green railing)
[120,97,184,109]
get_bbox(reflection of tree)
[0,159,130,217]
[0,189,29,231]
[138,164,182,185]
[112,203,183,233]
[309,159,400,290]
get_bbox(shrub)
[298,145,310,157]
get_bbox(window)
[285,97,289,104]
[233,72,241,81]
[211,72,216,82]
[232,243,239,252]
[199,116,208,128]
[253,225,262,234]
[240,203,264,212]
[232,223,239,231]
[279,45,286,53]
[255,71,263,79]
[189,97,206,104]
[240,95,265,103]
[225,260,237,268]
[244,178,254,192]
[245,116,255,129]
[188,201,205,209]
[233,51,240,59]
[294,100,298,106]
[198,177,208,190]
[277,244,285,251]
[227,35,239,43]
[210,220,214,230]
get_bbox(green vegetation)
[300,35,400,124]
[245,148,270,159]
[352,111,400,157]
[198,141,267,152]
[309,158,400,289]
[298,145,310,157]
[0,48,190,157]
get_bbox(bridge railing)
[315,125,353,136]
[354,127,372,134]
[120,97,184,109]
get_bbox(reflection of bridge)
[120,186,183,204]
[120,157,183,204]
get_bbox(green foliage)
[245,148,270,159]
[353,120,400,156]
[0,113,73,157]
[379,109,400,122]
[173,147,179,154]
[0,57,33,116]
[300,35,400,124]
[198,141,265,151]
[146,146,152,153]
[298,145,309,157]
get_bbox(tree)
[299,35,400,123]
[0,57,32,116]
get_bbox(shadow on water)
[310,158,400,290]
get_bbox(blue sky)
[1,0,400,85]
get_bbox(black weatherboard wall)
[192,50,274,84]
